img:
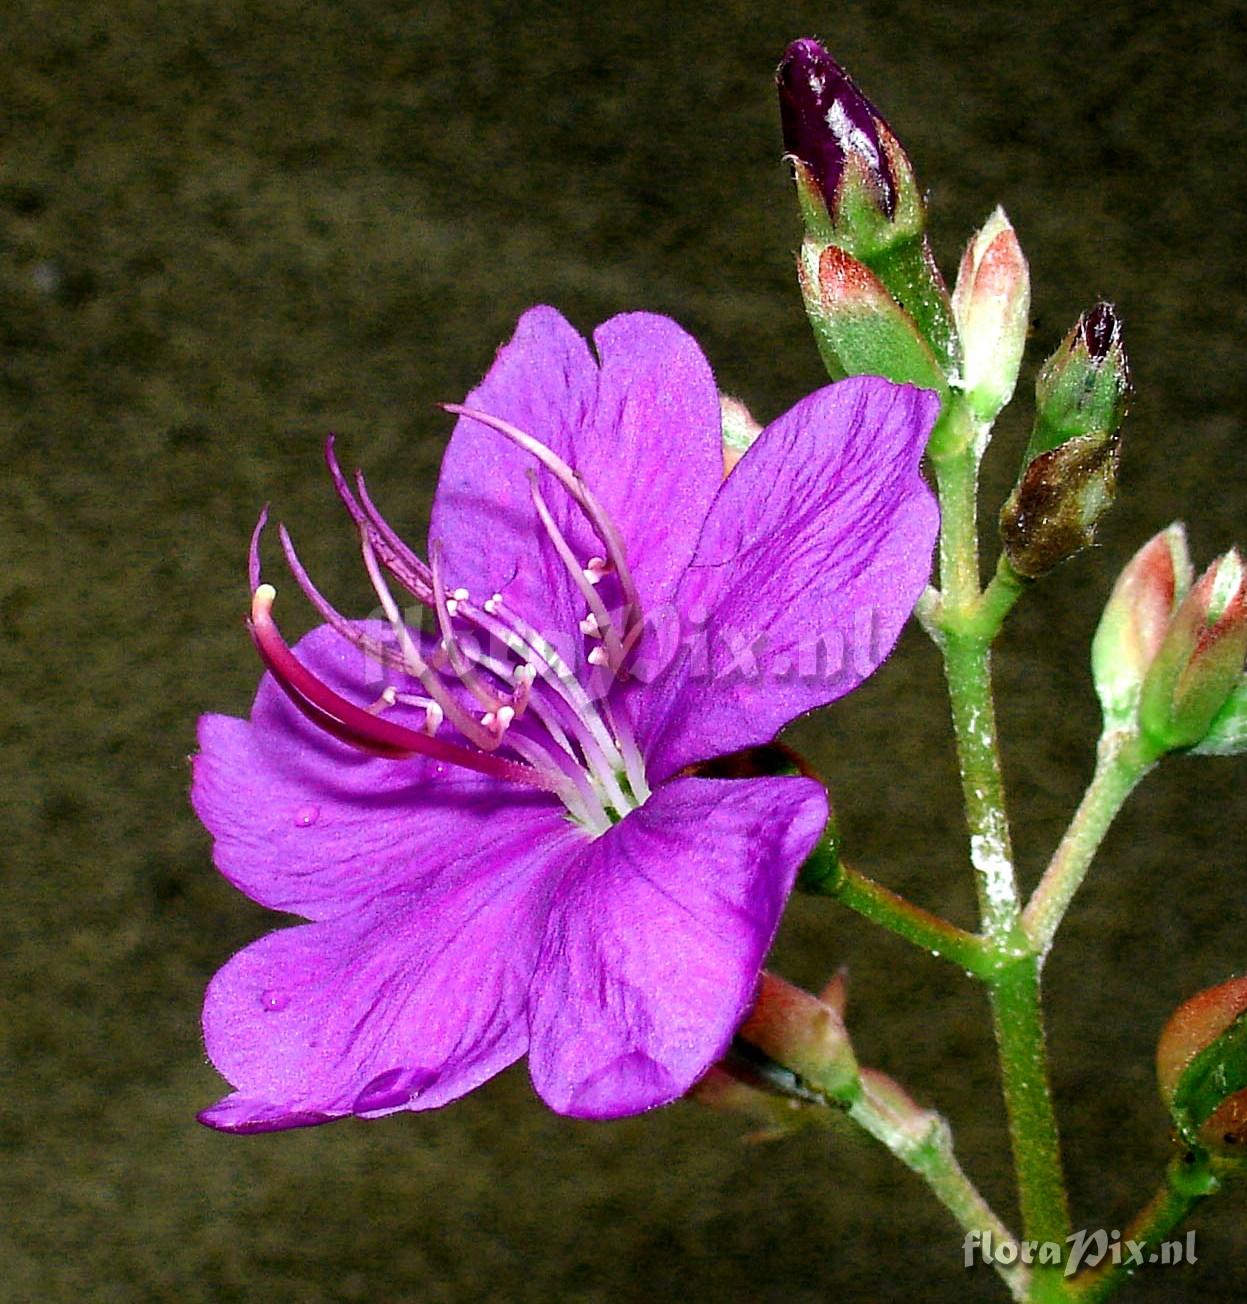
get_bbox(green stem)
[929,400,1020,937]
[846,1076,1032,1303]
[977,553,1030,636]
[1067,1151,1221,1302]
[989,956,1072,1263]
[929,395,1071,1282]
[1022,731,1155,954]
[828,861,996,977]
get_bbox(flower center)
[247,412,654,837]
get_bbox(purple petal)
[193,623,567,921]
[527,774,828,1118]
[430,307,721,650]
[638,377,939,783]
[200,812,584,1131]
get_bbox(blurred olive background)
[3,1,1246,1300]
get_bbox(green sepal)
[1192,677,1247,755]
[1169,1009,1247,1146]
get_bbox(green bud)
[951,207,1031,422]
[999,303,1131,576]
[1027,303,1131,463]
[1091,524,1191,731]
[797,240,947,394]
[1139,549,1247,754]
[720,393,762,475]
[1191,676,1247,755]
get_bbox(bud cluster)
[1091,524,1247,754]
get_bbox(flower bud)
[1091,524,1192,731]
[1027,303,1131,464]
[1191,676,1247,755]
[797,241,946,393]
[777,39,912,249]
[999,303,1131,576]
[777,39,958,375]
[1139,549,1247,753]
[738,971,858,1099]
[1158,976,1247,1154]
[951,207,1030,422]
[998,432,1120,578]
[720,394,762,475]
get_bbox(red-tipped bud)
[738,972,858,1099]
[797,241,946,392]
[951,207,1031,422]
[1091,524,1192,730]
[1158,976,1247,1154]
[1029,302,1131,461]
[1139,549,1247,754]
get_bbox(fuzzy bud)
[1139,549,1247,754]
[1091,524,1192,731]
[999,303,1131,576]
[798,241,946,393]
[777,38,958,375]
[951,207,1030,422]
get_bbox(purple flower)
[193,307,939,1133]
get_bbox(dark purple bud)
[1077,301,1121,361]
[777,38,896,219]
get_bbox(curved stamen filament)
[442,403,643,643]
[429,543,511,716]
[527,473,626,669]
[276,523,409,676]
[248,585,560,792]
[359,534,498,752]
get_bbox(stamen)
[275,522,409,676]
[359,534,498,752]
[442,403,643,643]
[429,542,510,716]
[247,585,558,791]
[527,473,626,669]
[583,556,609,586]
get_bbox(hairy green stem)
[989,957,1072,1261]
[929,394,1071,1282]
[1023,731,1155,955]
[1067,1152,1221,1302]
[846,1076,1032,1302]
[828,861,995,976]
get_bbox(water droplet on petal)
[293,805,320,828]
[260,989,290,1012]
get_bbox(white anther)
[514,663,536,685]
[587,646,609,667]
[495,705,515,732]
[484,592,503,615]
[423,702,444,736]
[583,556,609,585]
[446,598,459,617]
[366,686,399,714]
[481,712,495,729]
[579,613,601,637]
[452,587,470,602]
